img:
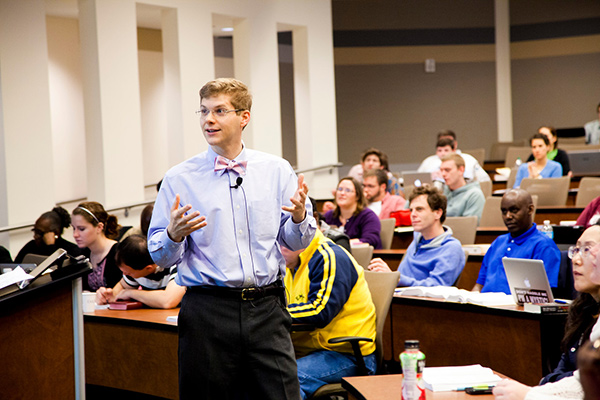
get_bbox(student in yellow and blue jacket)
[282,229,377,400]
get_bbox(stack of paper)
[395,286,515,306]
[422,365,502,392]
[0,267,33,290]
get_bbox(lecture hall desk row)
[374,249,566,386]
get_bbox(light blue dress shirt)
[513,159,562,188]
[148,145,316,288]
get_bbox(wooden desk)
[84,308,179,399]
[384,296,566,386]
[343,374,495,400]
[534,206,584,225]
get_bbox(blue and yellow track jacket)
[285,230,376,358]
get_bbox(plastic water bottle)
[400,340,426,400]
[541,220,554,240]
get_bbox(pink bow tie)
[214,155,247,176]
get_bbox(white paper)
[0,267,33,290]
[423,365,502,392]
[166,315,178,323]
[395,286,515,306]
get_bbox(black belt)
[188,281,283,301]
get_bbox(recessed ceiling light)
[221,27,234,32]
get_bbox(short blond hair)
[199,78,252,112]
[440,153,465,169]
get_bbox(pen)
[455,385,495,391]
[555,299,568,304]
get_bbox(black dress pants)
[178,288,301,400]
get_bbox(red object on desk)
[390,210,411,227]
[108,301,143,310]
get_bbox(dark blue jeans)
[297,350,377,399]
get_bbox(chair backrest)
[463,148,485,165]
[22,253,48,265]
[520,176,571,206]
[479,196,503,227]
[504,146,532,168]
[489,140,526,161]
[454,250,473,290]
[506,166,519,189]
[379,218,396,250]
[444,216,478,245]
[479,194,539,228]
[478,180,492,199]
[576,177,600,207]
[351,245,374,269]
[557,136,586,146]
[363,270,401,369]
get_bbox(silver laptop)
[17,248,67,289]
[502,257,555,305]
[568,150,600,177]
[402,171,433,187]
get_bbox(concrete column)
[232,16,282,155]
[0,0,54,226]
[78,0,144,208]
[495,0,513,142]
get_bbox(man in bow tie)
[148,78,316,400]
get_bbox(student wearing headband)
[72,201,121,291]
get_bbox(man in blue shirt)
[148,78,316,400]
[473,189,560,294]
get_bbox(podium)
[0,261,91,399]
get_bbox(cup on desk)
[82,292,96,313]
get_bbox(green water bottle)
[400,340,426,400]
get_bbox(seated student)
[368,185,465,287]
[363,169,406,220]
[513,133,562,188]
[15,206,82,263]
[324,177,382,249]
[95,235,184,309]
[440,153,485,223]
[310,197,351,253]
[347,147,401,196]
[584,101,600,145]
[526,126,571,176]
[472,189,560,294]
[578,336,600,400]
[492,228,600,400]
[418,130,490,183]
[0,246,12,263]
[576,195,600,228]
[282,229,377,400]
[72,201,122,292]
[537,225,600,384]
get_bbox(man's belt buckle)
[241,287,259,301]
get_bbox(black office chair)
[309,270,400,399]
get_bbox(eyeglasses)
[567,245,593,260]
[337,187,355,194]
[195,108,244,119]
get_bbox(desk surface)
[385,296,566,386]
[342,374,495,400]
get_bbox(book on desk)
[108,300,143,310]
